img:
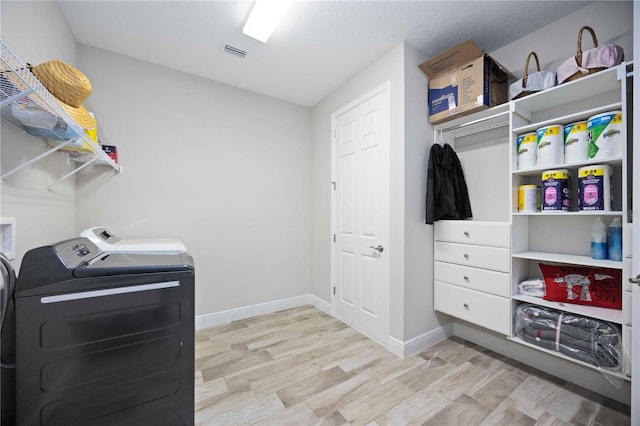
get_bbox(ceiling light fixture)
[242,0,292,43]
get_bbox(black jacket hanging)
[425,143,472,224]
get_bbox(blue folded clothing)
[23,124,77,141]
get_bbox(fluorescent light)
[243,0,292,43]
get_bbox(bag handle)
[576,26,599,66]
[522,52,541,87]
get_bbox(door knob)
[369,245,384,253]
[630,275,640,285]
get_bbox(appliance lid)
[80,226,186,254]
[73,252,194,278]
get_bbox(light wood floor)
[194,305,630,425]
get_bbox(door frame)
[330,81,391,342]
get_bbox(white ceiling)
[58,0,590,107]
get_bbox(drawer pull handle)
[463,276,469,281]
[464,231,470,237]
[463,303,469,308]
[463,253,469,259]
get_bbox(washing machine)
[12,237,195,425]
[80,226,186,254]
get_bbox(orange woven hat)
[31,60,96,130]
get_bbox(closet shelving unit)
[508,63,632,378]
[432,63,632,380]
[0,40,120,190]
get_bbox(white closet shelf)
[512,294,623,324]
[508,336,628,380]
[512,101,623,135]
[0,40,120,189]
[513,210,623,217]
[513,157,623,176]
[512,251,624,269]
[511,64,627,120]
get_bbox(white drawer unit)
[434,241,510,273]
[434,281,510,335]
[434,261,509,297]
[434,220,510,248]
[433,220,511,335]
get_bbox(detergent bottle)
[591,217,608,260]
[608,217,623,261]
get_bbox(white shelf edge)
[511,64,625,117]
[512,157,623,176]
[512,210,623,217]
[512,101,623,135]
[512,251,624,269]
[507,336,628,380]
[512,294,623,324]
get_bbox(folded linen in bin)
[514,304,622,370]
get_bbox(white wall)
[0,1,78,268]
[402,43,442,340]
[74,45,312,316]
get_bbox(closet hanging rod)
[438,110,510,134]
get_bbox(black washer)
[13,238,195,426]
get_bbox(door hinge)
[333,234,336,243]
[333,286,336,295]
[333,129,336,138]
[331,181,336,190]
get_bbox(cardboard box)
[419,40,510,124]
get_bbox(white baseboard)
[387,323,453,358]
[308,293,332,315]
[196,294,453,361]
[453,321,631,406]
[195,294,310,330]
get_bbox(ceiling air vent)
[224,45,247,59]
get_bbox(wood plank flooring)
[194,305,630,425]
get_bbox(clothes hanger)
[435,129,444,146]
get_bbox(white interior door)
[331,83,390,343]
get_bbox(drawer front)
[434,221,510,248]
[434,281,510,335]
[434,241,510,273]
[434,261,510,297]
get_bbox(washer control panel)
[54,238,102,269]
